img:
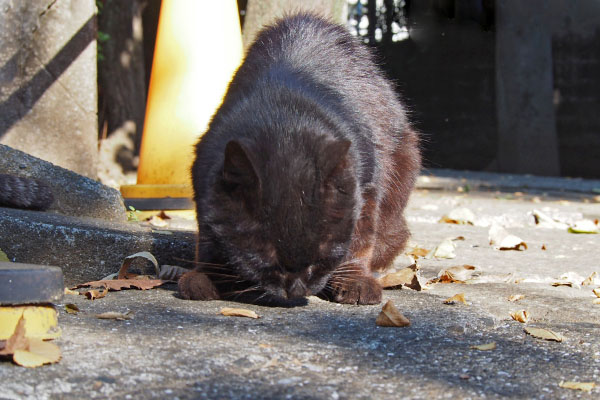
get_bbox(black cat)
[0,174,54,211]
[179,13,421,305]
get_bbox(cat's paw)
[325,275,382,305]
[178,270,220,300]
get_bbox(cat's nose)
[286,278,307,299]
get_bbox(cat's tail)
[0,174,54,211]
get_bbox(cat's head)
[203,135,359,299]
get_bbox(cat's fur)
[0,174,54,211]
[178,13,421,305]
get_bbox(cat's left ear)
[322,139,351,178]
[222,140,260,188]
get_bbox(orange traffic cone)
[120,0,243,210]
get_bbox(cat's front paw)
[325,275,382,305]
[178,270,220,300]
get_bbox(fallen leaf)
[452,236,466,241]
[65,304,80,314]
[510,310,529,323]
[74,279,165,292]
[582,272,599,286]
[443,293,467,305]
[220,308,260,319]
[508,294,525,302]
[433,265,478,284]
[83,289,107,300]
[147,215,168,228]
[407,246,429,258]
[558,381,596,392]
[552,272,587,288]
[13,339,61,368]
[0,248,9,262]
[488,224,527,250]
[118,251,160,279]
[524,327,563,342]
[63,288,79,296]
[593,288,600,298]
[0,316,61,367]
[459,374,470,380]
[0,316,28,356]
[439,207,475,225]
[427,238,456,259]
[541,244,547,250]
[95,311,133,320]
[532,209,569,229]
[470,342,496,351]
[375,300,410,327]
[568,220,598,234]
[378,264,424,290]
[593,299,600,305]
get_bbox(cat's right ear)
[222,140,260,189]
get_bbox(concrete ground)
[1,171,599,399]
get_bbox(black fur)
[0,174,54,211]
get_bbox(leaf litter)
[488,224,527,251]
[509,310,529,323]
[378,263,426,291]
[443,293,468,305]
[558,381,596,392]
[439,207,475,225]
[220,308,260,319]
[426,238,456,259]
[524,327,564,342]
[0,316,61,368]
[470,342,496,351]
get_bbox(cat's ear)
[322,139,351,177]
[222,140,259,188]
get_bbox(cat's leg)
[370,128,420,271]
[178,269,220,300]
[178,239,221,300]
[320,187,383,305]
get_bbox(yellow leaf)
[443,293,467,305]
[470,342,496,351]
[13,339,61,368]
[64,288,79,296]
[375,300,410,327]
[220,307,260,319]
[510,310,529,323]
[524,327,563,342]
[558,381,596,392]
[0,306,60,341]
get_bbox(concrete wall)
[0,0,98,178]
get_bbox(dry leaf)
[541,244,547,250]
[488,224,527,251]
[439,208,475,225]
[118,251,160,279]
[375,300,410,327]
[64,288,79,296]
[443,293,467,305]
[0,316,61,367]
[524,327,563,342]
[532,209,569,229]
[378,264,424,290]
[582,272,599,286]
[508,294,525,302]
[427,238,456,259]
[593,299,600,305]
[452,236,466,241]
[593,288,600,298]
[407,246,429,258]
[147,215,168,228]
[83,289,107,300]
[470,342,496,351]
[220,308,260,319]
[510,310,529,323]
[568,220,598,234]
[433,265,478,284]
[552,272,587,288]
[13,339,61,368]
[65,304,80,314]
[558,381,596,392]
[95,311,133,320]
